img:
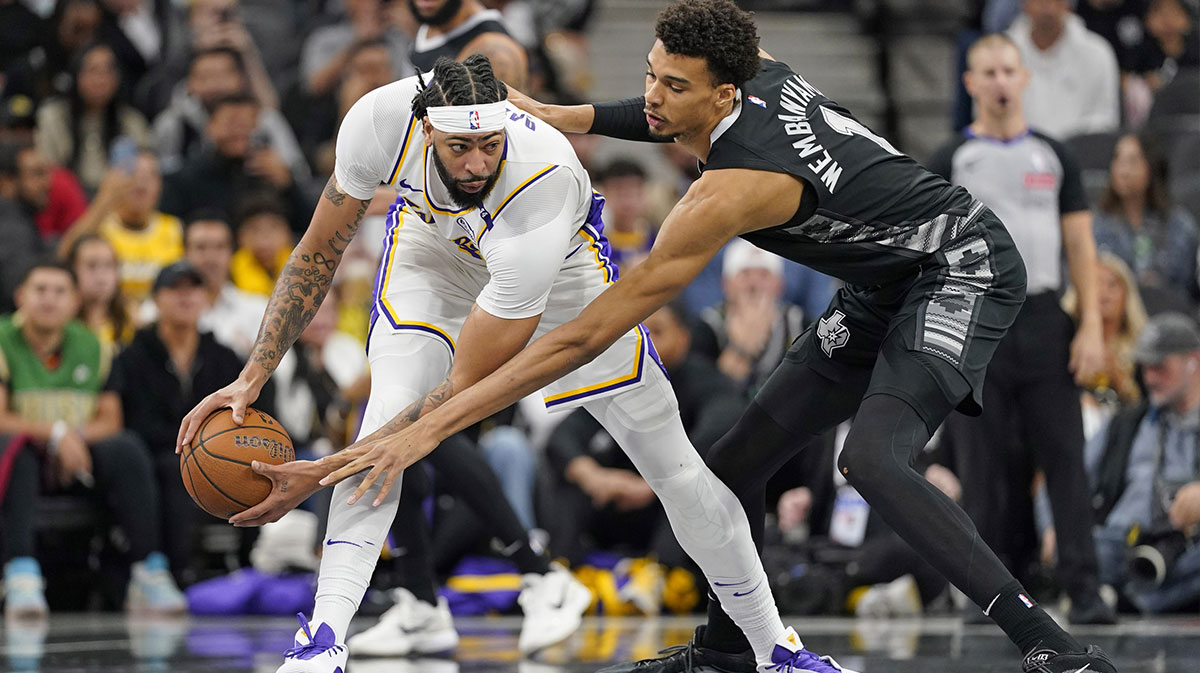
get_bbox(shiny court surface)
[1,614,1197,673]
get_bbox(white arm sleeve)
[476,168,580,320]
[333,89,395,201]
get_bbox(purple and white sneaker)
[758,627,859,673]
[276,613,348,673]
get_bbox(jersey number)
[821,107,901,156]
[509,112,537,131]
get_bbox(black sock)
[987,580,1081,655]
[701,593,753,654]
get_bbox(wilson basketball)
[181,407,295,519]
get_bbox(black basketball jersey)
[703,59,980,286]
[410,11,512,72]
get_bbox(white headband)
[426,101,508,134]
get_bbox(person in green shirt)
[0,260,185,618]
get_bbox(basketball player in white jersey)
[180,55,836,673]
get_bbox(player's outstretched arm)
[320,168,805,506]
[176,175,370,451]
[227,305,541,526]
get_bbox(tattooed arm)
[177,175,369,449]
[228,303,541,526]
[461,32,529,91]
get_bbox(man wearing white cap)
[695,239,805,394]
[180,54,809,673]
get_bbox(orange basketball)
[180,407,295,519]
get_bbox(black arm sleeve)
[589,97,672,143]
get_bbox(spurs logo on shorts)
[817,310,850,356]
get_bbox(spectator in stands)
[93,0,188,112]
[1065,312,1200,613]
[1131,0,1199,89]
[1076,0,1151,72]
[297,38,399,176]
[595,159,656,270]
[0,143,49,315]
[930,33,1115,624]
[1064,253,1149,417]
[1008,0,1120,138]
[0,134,88,245]
[35,42,152,194]
[182,211,266,359]
[229,194,293,297]
[0,138,88,246]
[0,260,186,617]
[1092,133,1198,305]
[152,46,307,176]
[691,240,804,396]
[271,292,367,459]
[187,0,297,100]
[0,0,45,78]
[540,302,744,564]
[66,233,134,356]
[58,151,184,304]
[301,0,411,100]
[108,261,243,582]
[159,93,313,233]
[2,0,102,104]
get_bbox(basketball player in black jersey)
[408,0,528,89]
[312,1,1118,671]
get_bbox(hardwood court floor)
[1,613,1197,672]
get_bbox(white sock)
[311,472,402,639]
[707,562,785,663]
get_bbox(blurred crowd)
[0,0,1197,631]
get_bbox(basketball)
[181,408,295,519]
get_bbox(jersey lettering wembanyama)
[702,58,981,287]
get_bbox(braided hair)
[412,54,508,120]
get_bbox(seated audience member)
[108,261,243,582]
[0,261,185,617]
[34,42,152,193]
[229,195,293,297]
[271,293,367,459]
[153,46,308,176]
[1075,0,1152,72]
[2,0,102,105]
[182,211,267,358]
[540,302,745,565]
[1063,252,1149,435]
[1008,0,1120,138]
[595,159,657,270]
[298,38,399,176]
[58,151,184,304]
[160,93,313,233]
[692,240,805,396]
[0,138,87,244]
[66,233,135,355]
[1051,313,1200,613]
[0,143,50,313]
[1092,134,1198,306]
[300,0,410,100]
[1130,0,1199,90]
[0,0,45,79]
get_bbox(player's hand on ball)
[318,426,439,507]
[228,459,326,527]
[177,376,264,454]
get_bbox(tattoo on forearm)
[249,182,370,373]
[367,378,456,441]
[323,176,346,207]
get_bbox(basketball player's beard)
[431,148,500,209]
[409,0,463,27]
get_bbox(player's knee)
[837,428,889,491]
[645,460,739,548]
